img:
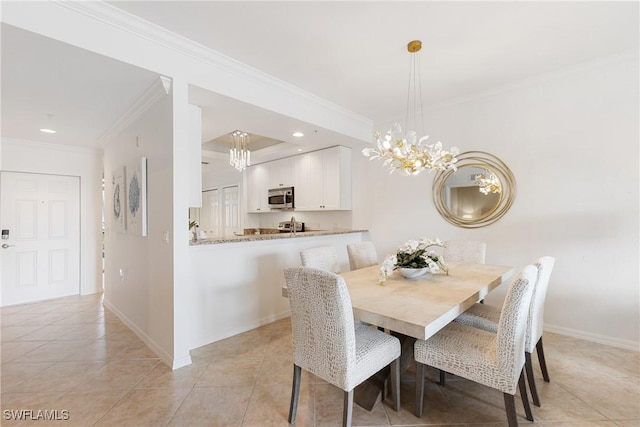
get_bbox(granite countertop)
[190,228,368,245]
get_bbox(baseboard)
[190,309,292,351]
[103,299,192,369]
[545,323,639,352]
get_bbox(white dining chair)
[300,245,341,273]
[454,256,555,407]
[443,240,486,264]
[414,265,537,426]
[346,241,378,271]
[436,239,488,384]
[284,266,401,426]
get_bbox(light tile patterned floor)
[1,293,638,426]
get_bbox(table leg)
[354,332,415,410]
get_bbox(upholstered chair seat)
[300,246,341,273]
[455,256,555,407]
[284,267,401,426]
[443,240,487,264]
[414,265,537,426]
[346,241,378,271]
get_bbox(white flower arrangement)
[380,237,448,283]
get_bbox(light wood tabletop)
[341,262,514,340]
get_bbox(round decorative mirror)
[432,151,516,228]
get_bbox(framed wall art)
[111,166,126,233]
[126,157,147,236]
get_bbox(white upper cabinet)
[295,146,352,211]
[293,154,312,210]
[267,157,294,190]
[246,163,269,213]
[246,146,351,213]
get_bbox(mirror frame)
[432,151,516,228]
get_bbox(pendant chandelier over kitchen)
[362,40,459,175]
[229,130,251,172]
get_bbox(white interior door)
[200,189,219,236]
[222,185,239,237]
[0,172,80,306]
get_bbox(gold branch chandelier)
[363,40,459,175]
[229,130,251,172]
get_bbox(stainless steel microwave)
[268,187,294,210]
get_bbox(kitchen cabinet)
[246,163,269,213]
[295,146,351,211]
[246,146,351,213]
[293,154,312,209]
[267,157,294,189]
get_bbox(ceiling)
[0,23,159,149]
[2,2,638,168]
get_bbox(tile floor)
[1,293,639,426]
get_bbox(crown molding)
[371,49,640,130]
[201,149,228,161]
[52,0,372,130]
[97,76,171,146]
[425,49,640,115]
[1,137,101,154]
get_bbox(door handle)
[1,243,15,249]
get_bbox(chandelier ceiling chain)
[405,40,425,137]
[229,130,251,172]
[362,40,460,176]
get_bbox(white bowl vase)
[397,267,428,279]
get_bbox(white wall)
[0,138,103,296]
[353,53,639,349]
[185,232,365,349]
[102,88,177,366]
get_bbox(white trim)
[97,76,172,146]
[53,0,372,130]
[545,323,639,352]
[423,49,640,116]
[1,137,101,154]
[192,309,291,351]
[103,298,193,369]
[201,149,228,161]
[159,76,171,95]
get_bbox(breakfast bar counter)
[190,229,367,245]
[184,228,368,353]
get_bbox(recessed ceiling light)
[292,132,304,138]
[39,128,56,134]
[297,149,303,152]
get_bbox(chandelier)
[475,173,502,195]
[229,130,251,171]
[362,40,459,175]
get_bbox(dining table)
[281,261,514,410]
[341,262,514,341]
